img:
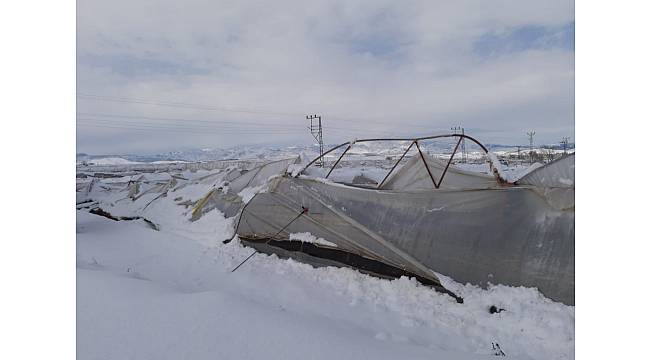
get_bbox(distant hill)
[77,141,574,164]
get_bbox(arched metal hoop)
[295,133,494,190]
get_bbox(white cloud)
[77,0,574,153]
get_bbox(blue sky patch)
[473,21,574,57]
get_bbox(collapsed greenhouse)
[190,134,575,305]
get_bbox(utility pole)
[461,128,467,163]
[307,114,324,167]
[451,126,467,163]
[526,131,536,164]
[560,136,570,155]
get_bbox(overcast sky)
[77,0,574,154]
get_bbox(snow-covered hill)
[85,157,142,166]
[77,141,574,166]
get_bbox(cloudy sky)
[77,0,574,154]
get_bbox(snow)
[237,174,284,203]
[238,183,267,204]
[456,158,544,183]
[487,152,507,179]
[289,232,338,247]
[512,162,544,181]
[150,160,189,164]
[77,209,574,359]
[287,163,304,177]
[77,171,574,360]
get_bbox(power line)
[76,116,305,131]
[76,121,307,136]
[77,119,412,140]
[76,118,304,132]
[76,112,400,135]
[77,121,406,141]
[77,124,304,136]
[77,93,302,117]
[76,112,303,128]
[78,93,508,140]
[75,111,410,138]
[77,93,474,132]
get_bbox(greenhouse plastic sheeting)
[238,176,575,304]
[191,158,298,220]
[517,154,575,210]
[381,152,499,190]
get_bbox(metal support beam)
[294,142,348,177]
[326,144,352,179]
[437,137,463,188]
[297,133,494,184]
[415,140,439,189]
[377,141,415,189]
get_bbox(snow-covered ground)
[77,162,574,360]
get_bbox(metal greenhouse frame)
[295,133,493,189]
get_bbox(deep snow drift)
[77,166,574,360]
